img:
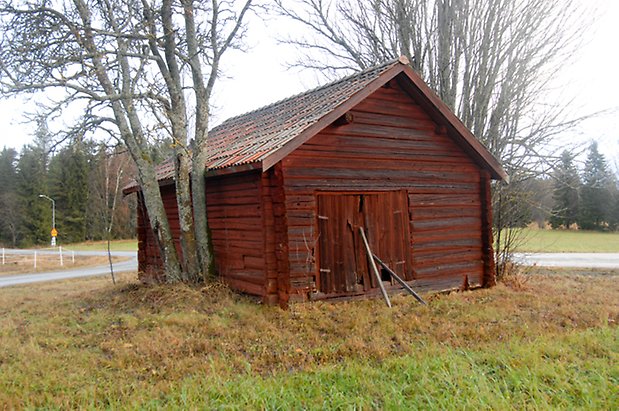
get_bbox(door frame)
[314,190,412,296]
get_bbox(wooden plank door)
[317,191,411,295]
[363,191,413,282]
[317,194,363,294]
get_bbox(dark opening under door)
[317,191,411,295]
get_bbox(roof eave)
[205,161,262,177]
[122,177,175,196]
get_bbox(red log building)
[124,57,507,306]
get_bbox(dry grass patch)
[67,239,138,252]
[0,255,129,276]
[0,269,617,408]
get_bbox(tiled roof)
[124,56,507,192]
[140,58,403,185]
[205,58,400,170]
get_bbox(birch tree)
[0,0,254,282]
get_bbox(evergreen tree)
[610,181,619,231]
[85,145,108,241]
[550,150,581,229]
[15,120,52,246]
[0,147,18,189]
[0,147,20,246]
[579,142,614,230]
[48,144,90,243]
[16,144,50,245]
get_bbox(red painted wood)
[269,164,291,306]
[282,83,487,299]
[206,171,265,295]
[138,76,498,304]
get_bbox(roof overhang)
[122,161,263,195]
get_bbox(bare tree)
[0,0,254,282]
[275,0,591,277]
[0,192,20,246]
[99,146,131,284]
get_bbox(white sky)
[1,1,617,171]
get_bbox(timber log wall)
[280,82,485,301]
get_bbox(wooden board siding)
[136,171,266,297]
[136,186,182,283]
[281,82,484,299]
[206,171,266,297]
[480,170,497,287]
[137,192,162,283]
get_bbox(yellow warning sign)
[51,228,58,237]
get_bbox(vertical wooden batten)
[261,169,280,306]
[271,163,291,307]
[480,170,497,287]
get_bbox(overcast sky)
[1,0,617,170]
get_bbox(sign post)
[39,194,57,247]
[51,228,58,247]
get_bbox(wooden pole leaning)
[372,254,427,305]
[359,227,391,308]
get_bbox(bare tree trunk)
[104,149,128,285]
[107,236,116,285]
[159,0,200,281]
[0,0,254,283]
[73,0,184,281]
[183,0,213,278]
[104,153,115,284]
[191,150,213,277]
[138,168,183,281]
[175,151,200,280]
[184,0,253,278]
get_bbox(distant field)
[19,230,619,255]
[0,268,617,408]
[505,228,619,253]
[63,239,138,252]
[0,255,126,276]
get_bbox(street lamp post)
[38,194,56,246]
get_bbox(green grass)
[506,228,619,253]
[0,270,617,408]
[63,239,138,252]
[146,329,618,409]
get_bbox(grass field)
[9,230,619,256]
[0,268,617,409]
[61,239,138,252]
[506,228,619,253]
[44,230,619,254]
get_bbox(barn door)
[317,191,411,295]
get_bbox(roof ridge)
[211,57,403,131]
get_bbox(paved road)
[0,250,137,288]
[514,253,619,269]
[2,250,617,288]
